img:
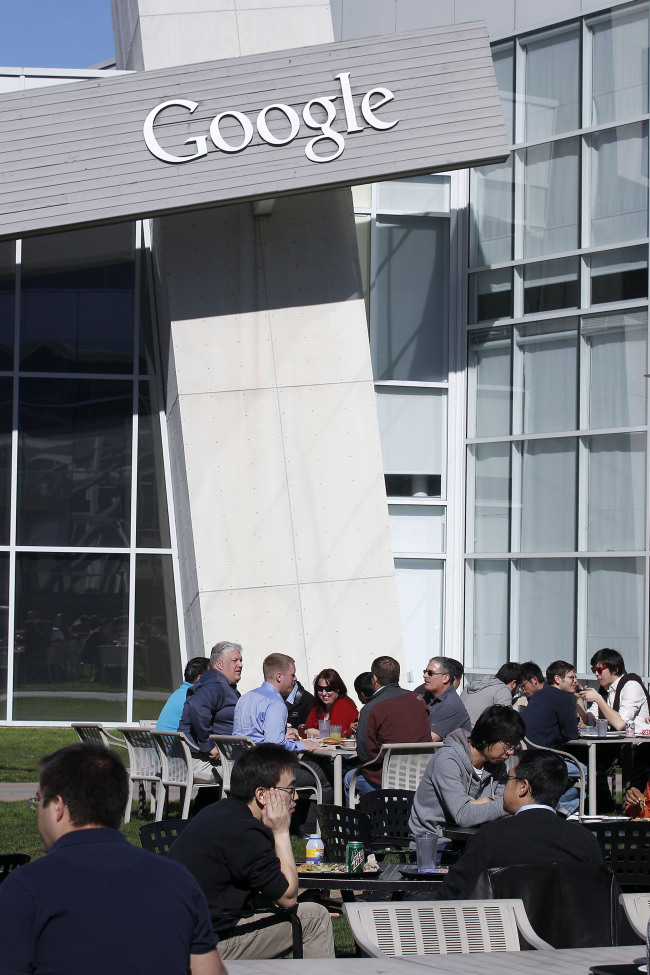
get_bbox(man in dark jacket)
[178,640,243,782]
[286,680,314,730]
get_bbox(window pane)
[0,241,14,372]
[518,559,576,670]
[583,310,647,429]
[20,224,135,374]
[470,442,510,553]
[524,139,579,257]
[17,379,132,546]
[592,9,649,125]
[13,553,129,721]
[591,246,648,304]
[375,175,449,214]
[389,506,445,555]
[376,388,445,496]
[520,438,576,551]
[468,560,509,668]
[523,257,579,314]
[518,319,578,434]
[373,216,448,381]
[587,557,645,672]
[469,158,513,267]
[469,268,512,324]
[590,122,648,246]
[137,382,171,548]
[524,29,580,140]
[588,433,646,551]
[395,559,444,667]
[467,326,512,438]
[0,379,12,545]
[133,554,182,722]
[138,245,157,376]
[493,45,514,144]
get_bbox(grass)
[0,728,78,782]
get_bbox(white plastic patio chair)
[116,726,161,823]
[151,730,220,820]
[348,742,443,807]
[342,899,554,956]
[71,722,127,751]
[619,892,650,940]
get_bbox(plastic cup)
[329,725,342,743]
[416,834,438,873]
[318,719,331,738]
[596,718,609,738]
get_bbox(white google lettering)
[143,71,398,165]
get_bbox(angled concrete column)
[113,0,404,690]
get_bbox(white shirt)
[588,675,649,732]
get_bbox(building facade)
[0,0,647,724]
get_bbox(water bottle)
[305,835,324,865]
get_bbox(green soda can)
[346,840,365,874]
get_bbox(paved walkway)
[0,782,38,802]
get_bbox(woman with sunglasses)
[304,668,359,738]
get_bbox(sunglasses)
[591,665,609,675]
[423,668,443,677]
[317,685,333,692]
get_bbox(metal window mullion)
[578,434,589,553]
[510,441,522,554]
[6,239,21,722]
[511,325,524,436]
[582,134,591,250]
[576,557,588,673]
[513,150,525,262]
[125,222,141,724]
[141,218,188,667]
[464,560,474,670]
[509,558,519,662]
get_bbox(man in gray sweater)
[460,663,523,727]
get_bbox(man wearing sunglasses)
[579,648,649,734]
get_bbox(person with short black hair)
[353,671,375,704]
[580,647,650,733]
[435,750,603,899]
[409,704,525,836]
[169,744,334,960]
[460,662,523,727]
[0,744,223,975]
[519,661,545,698]
[157,656,210,732]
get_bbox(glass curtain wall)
[354,177,451,683]
[466,4,650,679]
[0,221,181,723]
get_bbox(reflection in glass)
[0,556,9,720]
[395,559,444,663]
[583,310,647,429]
[523,258,579,314]
[590,123,648,246]
[137,383,171,548]
[587,557,644,670]
[524,29,580,140]
[133,554,181,721]
[592,10,649,125]
[470,442,510,553]
[519,559,576,670]
[518,319,578,434]
[469,268,512,324]
[470,159,513,267]
[375,175,449,214]
[524,139,579,257]
[467,327,511,438]
[17,379,132,547]
[376,388,445,496]
[12,553,129,721]
[373,216,448,381]
[0,241,14,372]
[469,560,508,668]
[520,439,576,552]
[588,434,646,552]
[138,248,157,376]
[389,506,446,555]
[591,247,648,304]
[20,224,135,373]
[0,379,12,545]
[493,45,514,144]
[354,214,371,322]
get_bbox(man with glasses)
[0,744,223,975]
[169,744,334,960]
[522,660,588,817]
[424,656,472,741]
[434,750,603,900]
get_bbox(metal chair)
[348,742,443,807]
[138,818,191,855]
[343,899,553,956]
[357,788,414,859]
[316,803,373,861]
[116,726,161,823]
[151,730,220,820]
[0,853,30,885]
[620,892,650,940]
[523,738,586,818]
[582,820,650,888]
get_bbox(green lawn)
[0,728,78,782]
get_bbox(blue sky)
[0,0,115,69]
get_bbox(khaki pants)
[217,904,334,959]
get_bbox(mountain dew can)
[346,841,365,874]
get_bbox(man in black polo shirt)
[169,744,334,960]
[0,744,222,975]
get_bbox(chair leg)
[124,779,134,824]
[181,782,192,820]
[155,781,167,822]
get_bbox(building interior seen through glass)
[0,222,181,723]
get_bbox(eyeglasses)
[591,665,609,675]
[27,793,48,811]
[273,785,298,797]
[506,772,521,782]
[423,668,443,678]
[317,685,332,693]
[497,742,518,754]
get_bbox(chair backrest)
[620,892,650,940]
[582,821,650,887]
[138,819,190,855]
[468,861,626,948]
[209,734,256,791]
[151,730,192,788]
[0,853,30,885]
[71,723,110,747]
[381,743,443,792]
[116,726,160,779]
[342,899,552,956]
[316,804,373,861]
[522,738,585,818]
[357,789,414,849]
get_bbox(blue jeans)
[558,758,587,816]
[343,769,377,806]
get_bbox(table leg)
[333,753,342,806]
[588,741,597,815]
